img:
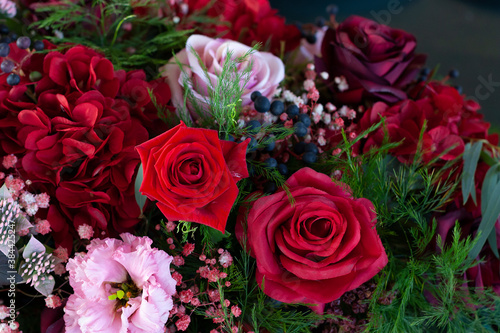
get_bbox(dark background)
[270,0,500,127]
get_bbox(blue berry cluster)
[243,91,320,193]
[0,26,45,86]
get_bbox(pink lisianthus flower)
[64,233,176,333]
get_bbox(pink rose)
[161,34,284,119]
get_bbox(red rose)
[316,16,426,105]
[242,167,387,306]
[136,122,249,232]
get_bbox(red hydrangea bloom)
[0,43,172,251]
[180,0,301,54]
[357,82,497,164]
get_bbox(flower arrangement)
[0,1,499,332]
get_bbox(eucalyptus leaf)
[487,228,499,259]
[461,141,483,205]
[34,275,55,296]
[468,164,500,260]
[134,164,148,214]
[23,236,46,259]
[0,184,12,200]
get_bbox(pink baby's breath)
[231,305,242,317]
[182,243,195,256]
[53,246,69,262]
[179,289,194,303]
[166,221,177,232]
[35,193,50,208]
[2,154,17,169]
[77,224,94,240]
[45,295,62,309]
[35,219,51,235]
[218,250,233,268]
[175,314,191,331]
[173,255,185,267]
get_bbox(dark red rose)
[136,122,249,232]
[316,15,426,105]
[241,167,387,308]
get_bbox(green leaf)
[116,290,125,299]
[34,275,55,297]
[134,164,148,214]
[23,236,46,259]
[468,164,500,260]
[461,141,483,205]
[487,228,499,258]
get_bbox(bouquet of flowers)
[0,1,499,332]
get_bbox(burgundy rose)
[316,15,426,105]
[136,122,249,232]
[242,167,387,308]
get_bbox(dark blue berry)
[0,25,9,35]
[16,36,30,50]
[264,182,278,194]
[1,59,14,73]
[9,33,17,41]
[286,104,299,117]
[448,69,459,78]
[270,100,284,116]
[305,143,318,154]
[247,163,256,177]
[250,91,261,102]
[264,158,278,169]
[417,75,427,83]
[247,120,261,134]
[247,136,258,152]
[0,43,9,57]
[254,95,270,113]
[0,37,10,44]
[294,121,308,137]
[326,4,339,15]
[294,141,306,154]
[6,73,20,86]
[277,163,288,176]
[263,138,275,152]
[33,40,45,52]
[305,34,317,44]
[454,85,463,94]
[298,114,311,127]
[315,16,326,27]
[420,68,430,76]
[303,152,317,164]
